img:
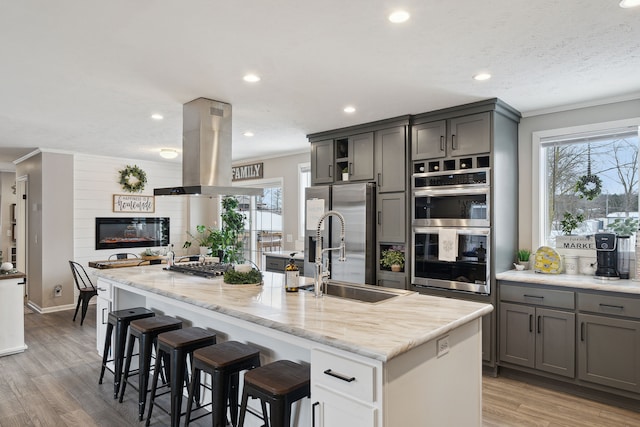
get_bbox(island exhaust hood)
[154,97,263,197]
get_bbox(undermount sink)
[300,280,411,303]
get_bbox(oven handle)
[413,186,489,197]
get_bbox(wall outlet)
[436,335,450,358]
[54,285,62,297]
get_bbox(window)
[539,125,639,246]
[298,163,311,239]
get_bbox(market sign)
[555,235,596,255]
[232,162,263,181]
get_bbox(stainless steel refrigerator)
[304,182,376,284]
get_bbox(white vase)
[342,172,349,182]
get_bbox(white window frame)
[531,117,640,249]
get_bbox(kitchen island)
[0,271,27,357]
[94,265,492,426]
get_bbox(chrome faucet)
[314,210,346,298]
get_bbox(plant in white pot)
[380,249,405,272]
[183,225,223,256]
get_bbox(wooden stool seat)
[145,327,217,427]
[99,307,155,399]
[118,315,183,420]
[239,360,310,427]
[185,341,262,427]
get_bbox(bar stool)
[118,315,183,420]
[145,327,217,427]
[185,341,263,427]
[99,307,155,399]
[238,360,311,427]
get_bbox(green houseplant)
[183,225,223,256]
[560,212,585,235]
[516,249,531,263]
[220,196,246,264]
[380,249,405,272]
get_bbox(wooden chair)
[69,261,98,325]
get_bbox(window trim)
[531,117,640,249]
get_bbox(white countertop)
[497,269,640,295]
[94,265,491,362]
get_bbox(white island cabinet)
[0,272,27,357]
[94,266,491,426]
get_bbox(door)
[536,308,575,377]
[448,112,491,157]
[499,302,535,368]
[412,120,446,160]
[578,313,640,392]
[311,139,334,185]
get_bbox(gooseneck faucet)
[315,210,346,298]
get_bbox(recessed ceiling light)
[243,131,254,137]
[243,74,261,82]
[344,106,356,113]
[389,10,410,23]
[159,149,178,159]
[620,0,640,8]
[473,73,492,81]
[151,114,164,120]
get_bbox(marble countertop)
[94,265,491,362]
[0,271,25,280]
[497,269,640,295]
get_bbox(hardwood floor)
[1,305,640,426]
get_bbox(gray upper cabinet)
[411,112,491,161]
[311,139,334,185]
[377,192,405,243]
[375,126,406,193]
[337,132,374,182]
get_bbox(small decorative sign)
[113,194,155,213]
[232,162,264,182]
[555,235,596,255]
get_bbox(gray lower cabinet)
[377,192,405,243]
[375,270,406,289]
[311,139,334,185]
[264,255,304,275]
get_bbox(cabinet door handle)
[440,135,445,152]
[102,308,108,325]
[377,211,382,225]
[97,287,107,292]
[377,173,382,187]
[328,164,332,178]
[312,401,320,427]
[599,303,624,312]
[537,315,542,334]
[529,314,533,333]
[324,369,356,382]
[581,322,585,342]
[348,162,353,175]
[451,134,457,150]
[17,280,26,285]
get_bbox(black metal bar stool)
[99,307,155,398]
[238,360,311,427]
[185,341,263,427]
[145,326,217,427]
[118,315,183,420]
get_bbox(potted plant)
[516,249,531,270]
[380,249,405,272]
[560,212,585,235]
[220,196,247,264]
[183,225,223,256]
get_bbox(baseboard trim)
[26,301,76,314]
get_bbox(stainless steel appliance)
[411,167,491,294]
[168,262,231,278]
[413,167,490,227]
[595,232,619,279]
[412,227,490,294]
[304,183,376,284]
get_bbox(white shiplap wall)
[73,154,187,268]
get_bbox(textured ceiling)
[1,0,639,171]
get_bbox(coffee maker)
[594,233,619,279]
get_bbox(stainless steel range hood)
[154,98,262,197]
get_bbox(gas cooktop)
[168,262,231,279]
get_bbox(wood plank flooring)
[1,305,640,426]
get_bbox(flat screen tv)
[95,217,169,250]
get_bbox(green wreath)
[575,174,602,201]
[118,165,147,193]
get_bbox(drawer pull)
[312,402,320,427]
[323,369,356,383]
[97,287,107,292]
[599,303,624,311]
[523,294,544,300]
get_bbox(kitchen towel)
[438,229,458,262]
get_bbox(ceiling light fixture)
[389,10,410,23]
[159,149,178,159]
[620,0,640,8]
[243,131,254,137]
[473,73,492,81]
[151,113,164,120]
[344,106,356,113]
[243,74,261,82]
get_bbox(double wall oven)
[412,167,491,294]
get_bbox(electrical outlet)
[54,285,62,297]
[436,335,450,357]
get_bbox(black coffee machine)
[594,233,619,279]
